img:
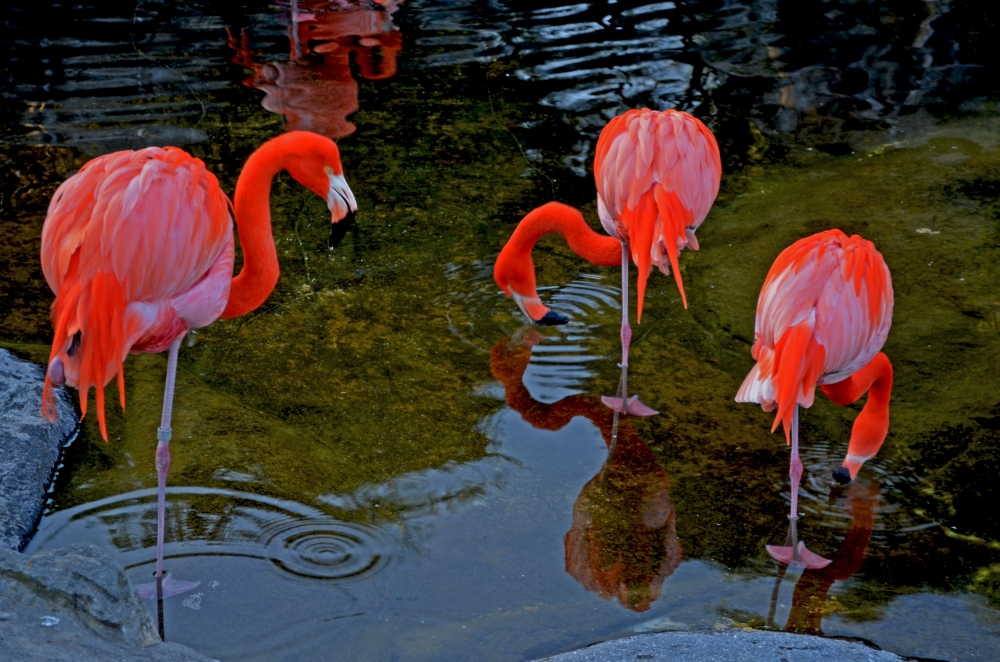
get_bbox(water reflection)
[768,478,880,634]
[230,0,404,139]
[491,331,680,611]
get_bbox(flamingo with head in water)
[494,109,721,415]
[40,130,357,599]
[735,229,893,568]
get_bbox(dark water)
[3,1,1000,660]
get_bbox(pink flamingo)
[494,109,721,415]
[41,131,357,598]
[735,229,894,568]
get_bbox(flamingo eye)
[323,166,333,175]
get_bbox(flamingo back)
[594,109,721,319]
[41,147,233,439]
[735,230,893,441]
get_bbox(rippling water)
[4,1,1000,661]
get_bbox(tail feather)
[770,322,826,444]
[626,194,657,323]
[45,266,128,441]
[652,186,691,310]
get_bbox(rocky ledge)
[0,543,213,661]
[534,630,906,662]
[0,348,76,551]
[0,350,211,661]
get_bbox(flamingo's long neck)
[222,140,288,320]
[822,352,893,476]
[509,203,621,267]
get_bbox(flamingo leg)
[765,405,831,569]
[602,243,658,417]
[136,336,200,601]
[619,242,632,369]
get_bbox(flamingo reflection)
[767,478,880,634]
[491,331,681,612]
[229,0,404,139]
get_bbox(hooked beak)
[327,170,358,249]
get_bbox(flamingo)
[40,130,357,599]
[735,229,894,568]
[494,109,721,415]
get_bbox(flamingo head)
[493,246,567,326]
[282,135,358,248]
[47,331,81,390]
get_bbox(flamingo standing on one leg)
[40,130,357,599]
[735,229,894,568]
[494,109,721,415]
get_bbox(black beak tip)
[328,209,357,249]
[537,310,569,326]
[832,466,852,485]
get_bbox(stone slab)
[0,543,214,661]
[533,630,907,662]
[0,348,77,550]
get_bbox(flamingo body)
[41,148,235,437]
[39,130,357,599]
[595,108,721,317]
[735,229,893,456]
[494,109,721,414]
[736,229,893,567]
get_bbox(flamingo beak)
[326,170,358,249]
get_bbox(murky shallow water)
[4,1,1000,660]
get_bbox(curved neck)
[509,202,621,267]
[221,139,289,320]
[823,352,893,473]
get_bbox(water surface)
[3,1,1000,660]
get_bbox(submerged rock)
[0,543,213,661]
[0,348,76,551]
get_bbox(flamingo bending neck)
[821,352,893,480]
[494,202,620,322]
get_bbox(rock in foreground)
[0,348,76,551]
[0,543,212,661]
[534,630,905,661]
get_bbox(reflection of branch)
[485,84,556,199]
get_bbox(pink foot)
[136,573,201,600]
[601,395,659,416]
[766,542,831,569]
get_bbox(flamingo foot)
[601,394,659,416]
[136,573,201,601]
[766,542,831,569]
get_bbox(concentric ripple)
[25,487,397,585]
[258,517,390,581]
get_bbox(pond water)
[3,1,1000,660]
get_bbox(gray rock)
[0,348,77,551]
[0,543,214,661]
[534,630,906,662]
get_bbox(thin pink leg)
[603,243,657,417]
[620,243,632,369]
[137,336,200,600]
[766,405,830,569]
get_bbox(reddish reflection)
[768,479,880,634]
[229,0,404,139]
[491,332,681,612]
